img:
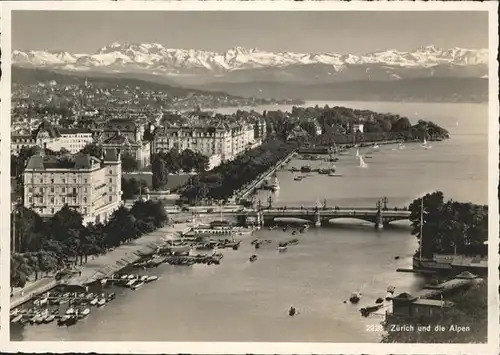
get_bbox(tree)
[80,142,103,159]
[11,253,32,290]
[121,154,139,173]
[382,282,487,343]
[152,157,169,190]
[408,192,487,258]
[105,206,140,246]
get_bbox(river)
[12,101,488,342]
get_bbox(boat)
[289,306,296,317]
[78,308,91,318]
[65,307,75,315]
[44,315,55,324]
[373,144,379,149]
[65,315,78,326]
[107,292,116,301]
[360,304,384,317]
[278,246,288,252]
[249,255,258,262]
[58,315,71,326]
[300,165,312,173]
[287,238,299,246]
[97,299,107,307]
[126,279,137,288]
[11,314,23,324]
[398,142,406,150]
[131,281,145,290]
[34,315,46,324]
[359,156,368,168]
[120,275,129,280]
[146,275,159,283]
[376,297,384,304]
[328,172,343,177]
[140,275,149,282]
[421,138,432,149]
[349,292,362,304]
[294,176,303,181]
[90,297,98,306]
[269,174,280,191]
[127,274,136,280]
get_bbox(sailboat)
[270,174,280,191]
[355,149,360,157]
[421,138,432,150]
[359,155,368,168]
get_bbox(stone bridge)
[256,207,410,229]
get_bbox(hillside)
[193,77,489,103]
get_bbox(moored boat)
[78,308,91,318]
[11,314,23,324]
[97,299,106,307]
[249,255,258,262]
[360,303,384,317]
[146,275,159,283]
[131,281,145,290]
[44,315,55,324]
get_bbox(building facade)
[23,148,122,224]
[11,121,93,155]
[152,121,259,162]
[98,119,151,168]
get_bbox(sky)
[12,11,489,54]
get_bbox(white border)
[0,1,498,354]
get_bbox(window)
[51,208,55,214]
[28,187,33,193]
[109,178,112,183]
[109,196,112,202]
[62,178,65,184]
[51,178,54,184]
[109,170,113,174]
[109,186,112,192]
[84,178,88,183]
[62,197,66,204]
[73,188,77,194]
[50,187,54,193]
[73,178,77,183]
[28,197,32,203]
[39,187,43,193]
[84,187,88,193]
[50,197,54,203]
[83,197,87,203]
[62,187,66,193]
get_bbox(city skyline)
[13,11,489,54]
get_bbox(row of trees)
[180,139,297,203]
[256,105,450,143]
[10,200,168,290]
[407,191,488,258]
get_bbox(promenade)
[10,222,192,309]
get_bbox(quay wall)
[11,280,59,309]
[235,150,297,201]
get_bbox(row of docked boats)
[105,273,160,290]
[10,290,117,327]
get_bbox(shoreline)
[10,222,192,309]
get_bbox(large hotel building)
[22,148,122,224]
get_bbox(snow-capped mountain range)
[13,42,488,75]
